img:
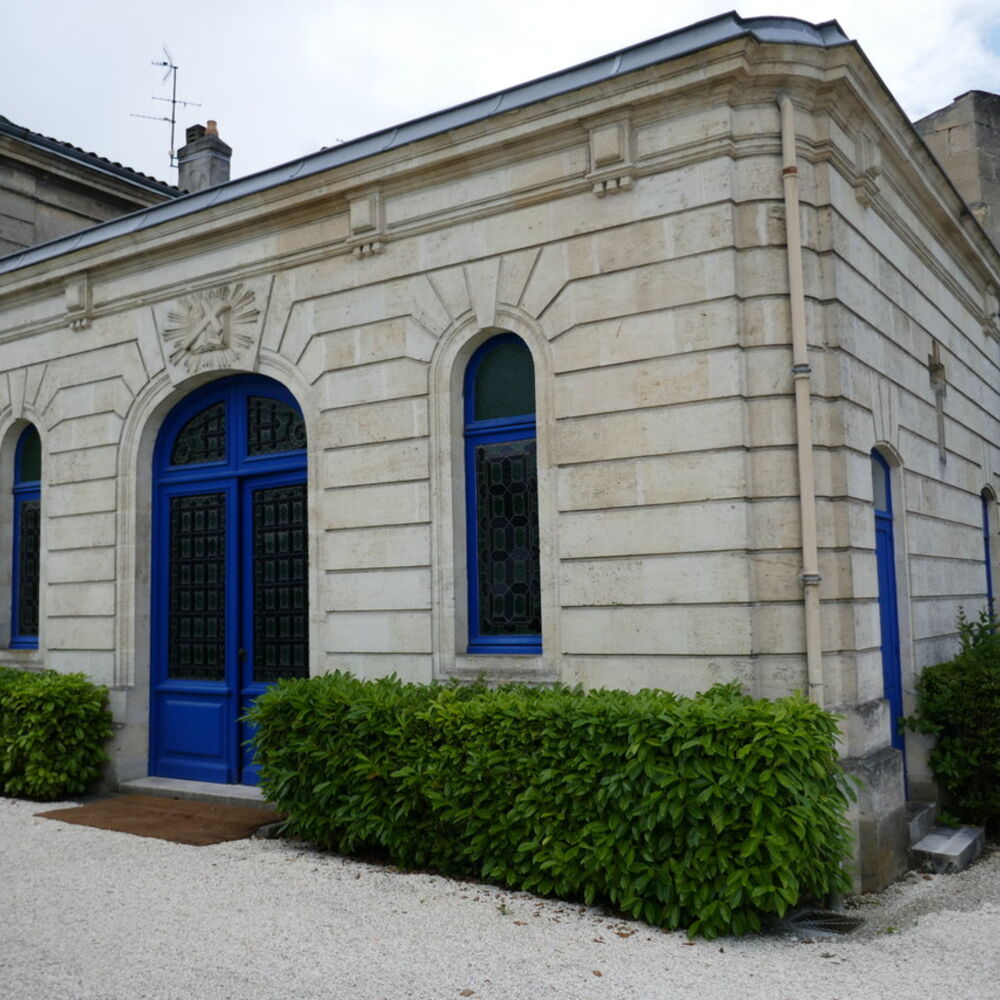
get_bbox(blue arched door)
[871,450,904,756]
[150,375,308,784]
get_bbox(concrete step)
[906,799,938,846]
[119,776,271,810]
[911,824,985,874]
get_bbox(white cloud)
[2,1,999,181]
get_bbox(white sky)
[3,1,1000,185]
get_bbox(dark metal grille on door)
[253,483,309,681]
[247,397,307,455]
[168,494,226,680]
[474,439,541,635]
[16,499,41,636]
[171,402,226,465]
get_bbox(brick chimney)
[916,91,1000,252]
[177,120,232,193]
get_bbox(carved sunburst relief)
[163,284,260,373]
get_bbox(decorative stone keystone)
[155,280,266,383]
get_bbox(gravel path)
[2,795,998,999]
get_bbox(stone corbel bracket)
[347,190,387,257]
[586,117,634,197]
[65,273,92,330]
[983,284,1000,342]
[852,131,882,207]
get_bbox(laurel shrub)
[0,668,113,799]
[249,672,854,938]
[906,610,1000,832]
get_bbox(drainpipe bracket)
[800,573,822,587]
[791,363,812,380]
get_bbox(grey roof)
[0,115,179,197]
[0,12,850,278]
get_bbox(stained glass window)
[474,341,535,421]
[167,493,227,681]
[247,396,307,455]
[171,402,226,465]
[464,335,541,652]
[474,440,541,635]
[871,452,890,513]
[252,483,309,681]
[11,425,42,647]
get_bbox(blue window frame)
[463,334,542,654]
[983,490,995,619]
[11,425,41,648]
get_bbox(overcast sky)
[3,1,1000,185]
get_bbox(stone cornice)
[1,33,997,353]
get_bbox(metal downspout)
[778,92,824,706]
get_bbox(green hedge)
[0,667,113,799]
[906,611,1000,832]
[248,673,853,938]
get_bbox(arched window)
[983,489,996,618]
[11,425,41,648]
[463,334,541,653]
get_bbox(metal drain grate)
[781,908,864,936]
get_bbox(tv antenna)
[131,47,200,169]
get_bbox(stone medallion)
[161,283,262,376]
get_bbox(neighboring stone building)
[916,91,1000,252]
[0,115,177,255]
[1,13,998,891]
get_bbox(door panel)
[238,476,310,784]
[875,515,903,751]
[151,483,238,782]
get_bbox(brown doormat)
[37,795,282,846]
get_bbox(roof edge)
[0,11,851,277]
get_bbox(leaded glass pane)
[252,483,309,682]
[474,341,535,421]
[16,499,40,636]
[168,494,226,681]
[171,402,226,465]
[871,454,889,512]
[247,396,306,455]
[17,427,41,483]
[474,440,541,635]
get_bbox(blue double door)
[150,377,308,784]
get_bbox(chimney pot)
[177,121,232,193]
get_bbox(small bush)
[906,609,1000,832]
[249,673,853,938]
[0,669,113,799]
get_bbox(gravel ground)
[1,795,998,1000]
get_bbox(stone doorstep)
[906,800,938,846]
[118,776,270,810]
[910,824,985,874]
